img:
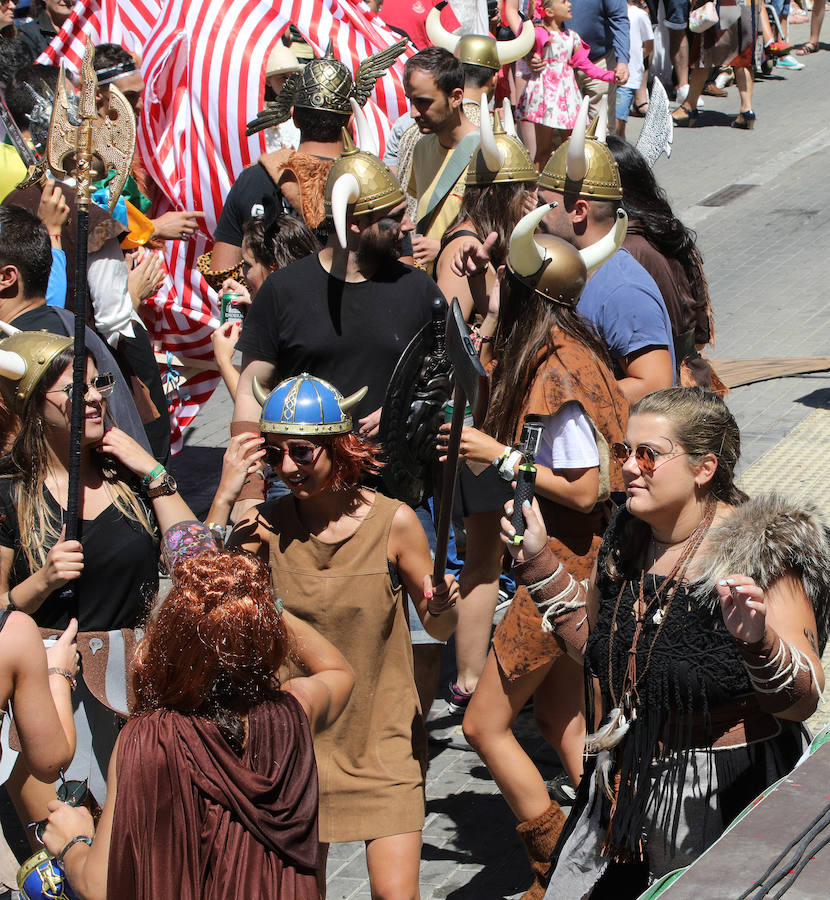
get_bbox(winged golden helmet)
[247,36,409,136]
[507,204,628,307]
[539,96,622,201]
[425,2,534,69]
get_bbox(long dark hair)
[448,180,536,269]
[0,347,155,570]
[606,136,711,322]
[483,270,614,445]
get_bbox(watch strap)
[146,474,177,499]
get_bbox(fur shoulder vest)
[691,493,830,653]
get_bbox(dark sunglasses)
[30,776,92,843]
[47,372,116,401]
[264,444,321,467]
[611,440,686,476]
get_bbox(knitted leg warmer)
[515,801,566,900]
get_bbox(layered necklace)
[586,499,716,755]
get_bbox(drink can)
[220,292,244,324]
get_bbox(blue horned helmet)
[253,373,368,435]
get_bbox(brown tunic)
[263,492,426,843]
[493,328,629,679]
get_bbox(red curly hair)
[133,551,290,749]
[317,432,384,492]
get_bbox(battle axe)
[433,299,488,584]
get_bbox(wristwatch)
[146,473,178,499]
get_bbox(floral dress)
[518,28,582,129]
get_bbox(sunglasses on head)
[47,372,116,402]
[610,440,685,476]
[264,443,321,467]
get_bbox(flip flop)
[795,41,820,54]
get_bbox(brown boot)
[516,801,566,900]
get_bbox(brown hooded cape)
[108,695,320,900]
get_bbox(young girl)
[518,0,615,167]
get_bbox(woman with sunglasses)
[0,332,197,836]
[228,373,459,900]
[500,387,827,898]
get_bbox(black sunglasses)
[264,444,322,467]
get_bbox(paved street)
[169,33,830,899]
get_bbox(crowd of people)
[0,0,828,898]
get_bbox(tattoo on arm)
[803,627,819,656]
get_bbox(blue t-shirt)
[577,248,676,377]
[569,0,630,62]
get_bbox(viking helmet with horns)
[467,95,537,187]
[426,2,534,70]
[324,117,404,249]
[246,36,408,136]
[253,373,368,436]
[0,324,73,414]
[507,204,628,306]
[539,97,622,201]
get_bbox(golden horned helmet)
[426,2,534,70]
[246,36,408,136]
[0,322,73,414]
[466,95,537,187]
[507,203,628,306]
[539,97,623,201]
[324,101,405,249]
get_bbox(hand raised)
[717,575,766,644]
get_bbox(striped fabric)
[36,0,414,452]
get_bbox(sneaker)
[447,682,473,715]
[778,54,806,69]
[767,40,795,57]
[546,772,577,807]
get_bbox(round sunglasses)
[264,443,322,467]
[610,440,687,477]
[46,372,116,402]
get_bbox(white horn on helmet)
[425,6,460,53]
[0,320,22,336]
[330,172,361,250]
[501,98,517,137]
[566,96,590,182]
[349,97,379,157]
[508,202,558,277]
[594,96,608,144]
[479,94,505,172]
[0,349,27,381]
[496,19,535,64]
[578,209,628,274]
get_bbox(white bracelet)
[499,449,523,481]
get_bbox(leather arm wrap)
[230,420,266,502]
[736,626,817,714]
[514,545,588,658]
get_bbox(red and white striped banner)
[38,0,414,452]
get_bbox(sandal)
[795,41,820,54]
[630,101,649,118]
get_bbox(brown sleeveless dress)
[263,492,426,844]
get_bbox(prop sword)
[46,39,136,611]
[0,89,47,188]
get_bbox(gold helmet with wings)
[247,37,408,136]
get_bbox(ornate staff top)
[47,38,136,211]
